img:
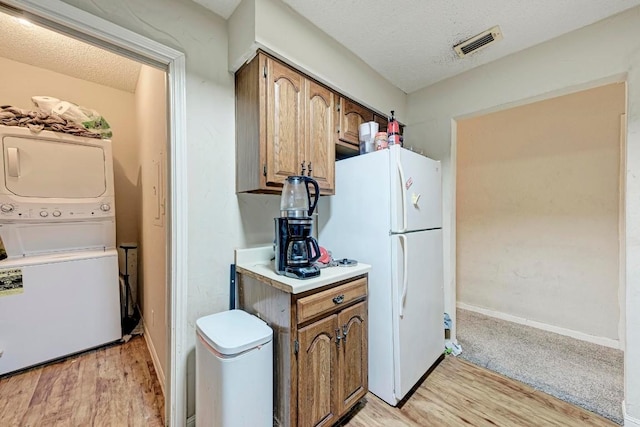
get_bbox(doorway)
[0,1,188,424]
[453,82,626,423]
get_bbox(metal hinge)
[263,66,267,78]
[294,340,299,355]
[263,164,267,176]
[336,102,341,112]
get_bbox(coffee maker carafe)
[275,176,321,279]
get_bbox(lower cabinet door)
[337,301,368,413]
[298,314,339,427]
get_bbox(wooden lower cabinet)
[298,314,339,427]
[297,301,367,427]
[237,273,368,427]
[337,302,367,412]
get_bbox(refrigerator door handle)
[398,234,408,318]
[396,157,408,232]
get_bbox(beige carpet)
[456,308,624,425]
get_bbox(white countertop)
[235,246,371,294]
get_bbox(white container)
[196,309,273,427]
[359,121,379,154]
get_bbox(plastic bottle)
[374,132,388,150]
[387,110,401,146]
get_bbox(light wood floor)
[1,341,615,427]
[0,335,164,427]
[342,356,616,427]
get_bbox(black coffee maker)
[275,176,321,279]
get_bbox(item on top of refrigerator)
[359,121,379,154]
[387,110,401,146]
[374,132,388,150]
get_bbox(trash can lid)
[196,309,273,356]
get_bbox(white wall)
[406,6,640,421]
[229,0,407,121]
[135,64,168,382]
[457,83,624,341]
[57,0,408,418]
[0,56,140,247]
[57,0,282,418]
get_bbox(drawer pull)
[333,295,345,304]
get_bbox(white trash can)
[196,309,273,427]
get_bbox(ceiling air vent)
[454,26,503,58]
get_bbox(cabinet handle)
[307,162,312,177]
[332,294,344,304]
[342,324,348,344]
[300,161,306,176]
[335,328,342,347]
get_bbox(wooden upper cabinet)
[265,57,304,187]
[298,314,339,427]
[338,98,373,146]
[305,81,335,194]
[235,52,335,195]
[337,301,368,413]
[373,113,388,135]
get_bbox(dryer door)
[3,136,106,198]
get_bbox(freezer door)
[389,146,442,232]
[391,229,444,402]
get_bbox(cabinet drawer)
[297,278,367,324]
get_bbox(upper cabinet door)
[373,114,388,135]
[338,98,373,146]
[305,81,335,194]
[265,57,304,186]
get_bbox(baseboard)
[142,318,166,398]
[457,302,621,350]
[186,414,195,427]
[624,402,640,427]
[626,414,640,426]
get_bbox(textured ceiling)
[198,0,640,93]
[3,1,639,95]
[0,12,141,93]
[280,0,640,93]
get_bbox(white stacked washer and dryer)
[0,125,121,376]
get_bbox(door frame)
[450,77,627,350]
[3,1,189,425]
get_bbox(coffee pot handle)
[306,237,321,263]
[304,177,320,216]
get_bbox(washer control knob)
[40,211,49,217]
[100,204,111,212]
[0,204,14,213]
[52,210,62,217]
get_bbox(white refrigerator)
[318,145,444,406]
